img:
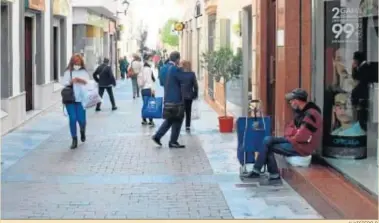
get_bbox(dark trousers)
[141,88,153,123]
[184,99,193,127]
[96,86,116,109]
[121,71,126,79]
[155,117,184,144]
[253,136,299,176]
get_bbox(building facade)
[178,0,378,195]
[71,0,121,74]
[1,0,73,134]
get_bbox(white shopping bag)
[191,100,200,120]
[81,81,102,109]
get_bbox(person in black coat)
[93,58,117,111]
[178,60,199,131]
[351,51,377,130]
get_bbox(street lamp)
[115,0,130,16]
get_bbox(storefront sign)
[86,12,108,29]
[1,0,14,3]
[53,0,69,16]
[26,0,45,11]
[322,0,379,159]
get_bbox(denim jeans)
[141,88,153,123]
[155,117,184,144]
[253,136,299,175]
[131,77,139,97]
[66,102,86,138]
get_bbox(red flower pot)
[218,116,234,133]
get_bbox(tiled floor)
[1,79,322,219]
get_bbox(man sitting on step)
[246,88,323,185]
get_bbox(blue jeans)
[155,117,183,144]
[253,136,299,175]
[66,103,86,138]
[141,88,153,122]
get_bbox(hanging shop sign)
[26,0,45,11]
[322,0,379,159]
[53,0,69,16]
[173,22,185,32]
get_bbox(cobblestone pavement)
[1,79,323,219]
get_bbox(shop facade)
[312,0,378,195]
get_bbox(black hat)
[103,58,110,64]
[285,88,308,102]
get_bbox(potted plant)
[202,48,239,133]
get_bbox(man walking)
[93,58,118,111]
[152,51,185,148]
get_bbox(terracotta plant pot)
[218,116,234,133]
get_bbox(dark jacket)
[179,71,199,100]
[93,64,116,87]
[284,102,323,156]
[163,65,184,104]
[351,62,378,106]
[159,62,180,88]
[119,59,129,72]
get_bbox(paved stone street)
[1,79,323,219]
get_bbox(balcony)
[72,0,119,19]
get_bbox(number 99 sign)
[332,23,356,39]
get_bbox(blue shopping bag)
[142,96,163,119]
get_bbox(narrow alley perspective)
[1,80,322,219]
[1,0,378,220]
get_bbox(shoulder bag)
[162,66,185,120]
[61,71,76,104]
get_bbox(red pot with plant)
[201,47,240,133]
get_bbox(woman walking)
[128,54,143,99]
[140,54,156,126]
[61,54,90,149]
[179,60,199,131]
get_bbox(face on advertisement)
[333,93,354,125]
[333,48,349,79]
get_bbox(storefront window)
[323,0,378,159]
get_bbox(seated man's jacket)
[284,102,323,156]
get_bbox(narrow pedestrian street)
[1,80,322,219]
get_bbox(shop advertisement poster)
[322,0,378,159]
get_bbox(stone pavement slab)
[1,80,322,219]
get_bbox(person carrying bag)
[152,51,186,149]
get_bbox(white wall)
[12,0,20,95]
[66,1,73,63]
[44,0,51,83]
[72,8,87,24]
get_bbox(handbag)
[81,81,102,109]
[162,66,185,120]
[142,96,163,119]
[61,71,75,104]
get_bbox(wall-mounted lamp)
[116,0,130,16]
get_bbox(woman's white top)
[141,66,154,90]
[61,69,90,103]
[129,60,143,75]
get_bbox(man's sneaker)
[152,136,162,146]
[169,142,185,149]
[245,170,261,179]
[259,177,283,186]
